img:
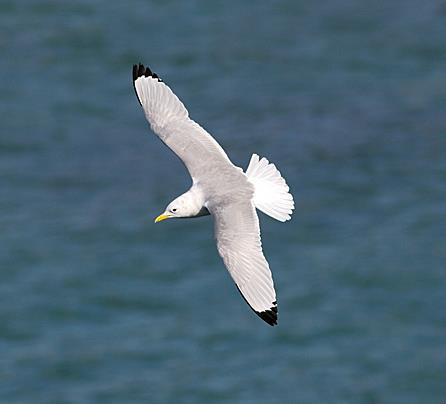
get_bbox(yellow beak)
[154,212,171,223]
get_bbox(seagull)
[132,64,294,326]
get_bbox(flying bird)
[132,64,294,326]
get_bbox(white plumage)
[133,64,294,326]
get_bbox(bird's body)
[133,64,294,326]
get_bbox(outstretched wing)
[132,64,233,181]
[210,200,278,326]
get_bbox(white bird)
[132,64,294,326]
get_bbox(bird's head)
[154,192,202,222]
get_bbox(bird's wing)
[209,200,278,326]
[133,64,233,181]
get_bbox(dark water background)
[1,1,446,402]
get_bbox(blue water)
[1,1,446,402]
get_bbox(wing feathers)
[133,63,188,132]
[132,63,232,180]
[211,202,278,326]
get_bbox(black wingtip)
[256,305,278,326]
[132,64,142,106]
[236,286,278,326]
[132,62,163,83]
[132,64,137,81]
[132,63,163,106]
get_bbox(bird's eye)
[172,208,177,212]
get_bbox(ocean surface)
[1,1,446,402]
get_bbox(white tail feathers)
[245,154,294,222]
